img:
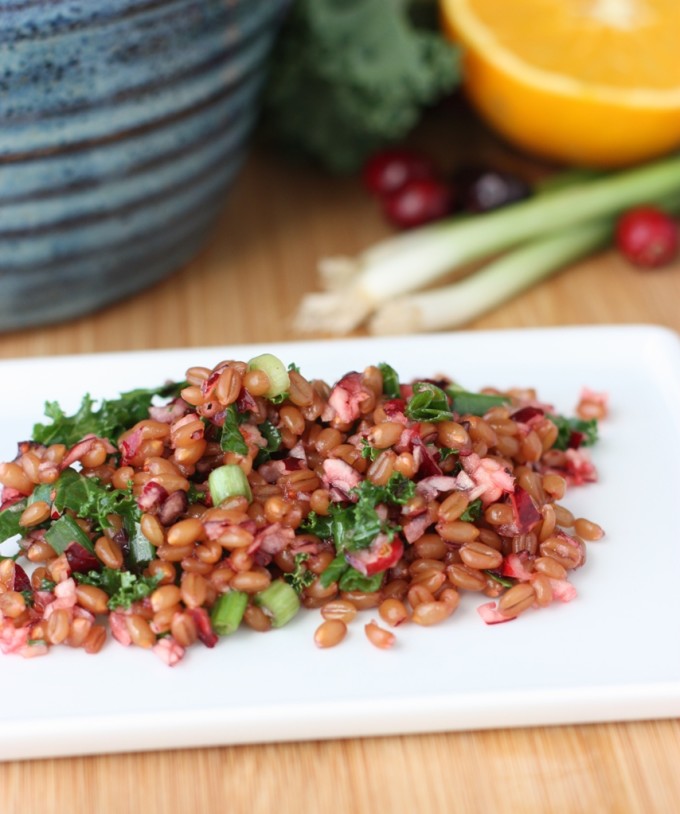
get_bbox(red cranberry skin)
[65,542,101,574]
[382,177,454,230]
[616,207,680,269]
[362,149,435,197]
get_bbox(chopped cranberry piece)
[65,542,101,574]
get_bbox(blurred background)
[1,0,679,342]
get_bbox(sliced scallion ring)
[208,464,252,506]
[247,353,290,400]
[253,579,300,628]
[210,590,249,635]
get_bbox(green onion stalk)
[294,152,680,335]
[369,218,612,333]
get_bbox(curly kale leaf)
[548,414,599,451]
[283,553,316,594]
[32,382,184,446]
[262,0,460,172]
[302,473,415,554]
[75,568,160,611]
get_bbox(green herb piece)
[187,483,207,505]
[127,521,156,568]
[375,472,417,505]
[460,498,483,522]
[0,499,27,543]
[378,362,401,399]
[338,568,383,593]
[44,513,95,555]
[259,420,282,454]
[26,482,54,506]
[319,554,349,588]
[21,590,34,607]
[47,470,144,566]
[321,557,405,593]
[253,579,300,628]
[32,382,184,447]
[405,382,453,422]
[108,571,160,610]
[484,570,514,589]
[304,474,415,559]
[247,353,290,400]
[53,469,138,534]
[331,501,383,553]
[300,511,333,540]
[287,362,301,374]
[220,405,248,456]
[283,553,315,594]
[446,384,511,417]
[27,639,47,647]
[439,446,458,462]
[254,420,282,467]
[548,414,599,451]
[76,567,160,610]
[39,578,57,591]
[208,464,252,506]
[329,473,415,553]
[210,590,249,635]
[360,438,380,461]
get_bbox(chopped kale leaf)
[32,382,185,446]
[405,382,453,422]
[75,567,160,610]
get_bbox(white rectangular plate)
[1,325,679,761]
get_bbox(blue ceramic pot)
[0,0,288,330]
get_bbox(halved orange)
[440,0,680,166]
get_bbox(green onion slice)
[253,579,300,628]
[208,464,252,507]
[210,590,249,635]
[247,353,290,400]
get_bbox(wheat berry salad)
[0,354,606,665]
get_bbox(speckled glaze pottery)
[0,0,288,330]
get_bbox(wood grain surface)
[2,108,680,813]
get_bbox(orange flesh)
[467,0,680,91]
[441,0,680,166]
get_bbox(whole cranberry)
[455,166,532,213]
[362,149,435,197]
[382,177,454,230]
[616,206,679,269]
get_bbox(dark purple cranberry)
[65,542,101,573]
[158,490,189,526]
[13,563,31,593]
[456,166,532,213]
[113,528,130,557]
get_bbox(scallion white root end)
[318,256,361,290]
[293,288,374,334]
